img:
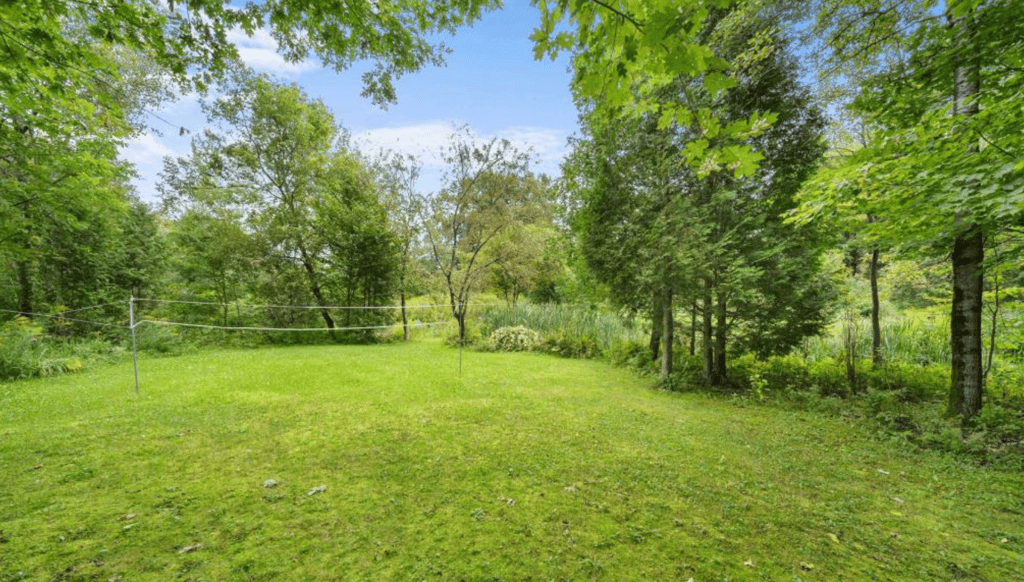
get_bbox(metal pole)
[129,296,140,394]
[459,303,463,378]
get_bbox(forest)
[2,0,1023,460]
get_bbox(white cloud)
[226,27,321,76]
[353,121,458,167]
[121,133,176,167]
[352,121,569,195]
[353,121,568,173]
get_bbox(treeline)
[3,0,1023,429]
[1,74,571,347]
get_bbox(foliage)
[487,325,541,353]
[794,0,1024,421]
[0,317,94,380]
[682,348,1024,469]
[533,0,773,179]
[422,127,534,340]
[801,310,951,367]
[1,0,499,140]
[370,151,427,341]
[564,4,830,382]
[161,73,398,336]
[475,302,643,357]
[540,330,603,359]
[483,179,562,307]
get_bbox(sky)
[121,0,580,204]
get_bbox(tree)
[162,74,397,336]
[563,112,704,379]
[533,0,772,181]
[2,0,500,139]
[169,208,255,327]
[484,175,559,306]
[423,129,533,342]
[794,0,1024,422]
[564,2,830,384]
[372,152,425,341]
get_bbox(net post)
[458,302,463,378]
[129,296,140,394]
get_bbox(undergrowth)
[649,350,1024,471]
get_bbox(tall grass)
[474,303,645,352]
[800,312,950,366]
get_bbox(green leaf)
[703,72,736,97]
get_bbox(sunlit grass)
[1,341,1022,581]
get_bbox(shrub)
[475,303,643,354]
[660,355,705,392]
[807,358,851,397]
[863,361,945,403]
[0,317,42,379]
[446,324,483,347]
[760,354,811,391]
[0,317,91,380]
[541,330,601,359]
[134,320,190,355]
[608,341,656,372]
[488,326,541,352]
[974,402,1024,447]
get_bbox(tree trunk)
[661,286,673,381]
[950,230,984,421]
[702,280,715,385]
[649,290,662,361]
[456,310,467,343]
[844,311,857,392]
[689,297,697,357]
[16,259,33,316]
[299,256,335,332]
[714,289,728,386]
[948,5,984,423]
[870,247,883,367]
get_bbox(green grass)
[1,342,1023,581]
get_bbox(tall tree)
[372,152,424,341]
[565,3,830,384]
[484,175,559,306]
[795,0,1024,422]
[162,74,397,335]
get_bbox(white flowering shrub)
[487,326,541,352]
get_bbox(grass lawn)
[1,341,1022,581]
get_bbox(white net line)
[134,298,504,310]
[134,319,452,332]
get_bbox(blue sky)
[122,0,579,204]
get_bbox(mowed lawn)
[1,342,1022,581]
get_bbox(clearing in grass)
[1,341,1022,581]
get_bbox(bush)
[475,303,643,353]
[488,326,541,352]
[863,361,946,403]
[974,403,1024,447]
[0,317,90,380]
[0,317,41,379]
[446,324,483,347]
[807,358,851,397]
[608,341,656,372]
[541,330,601,359]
